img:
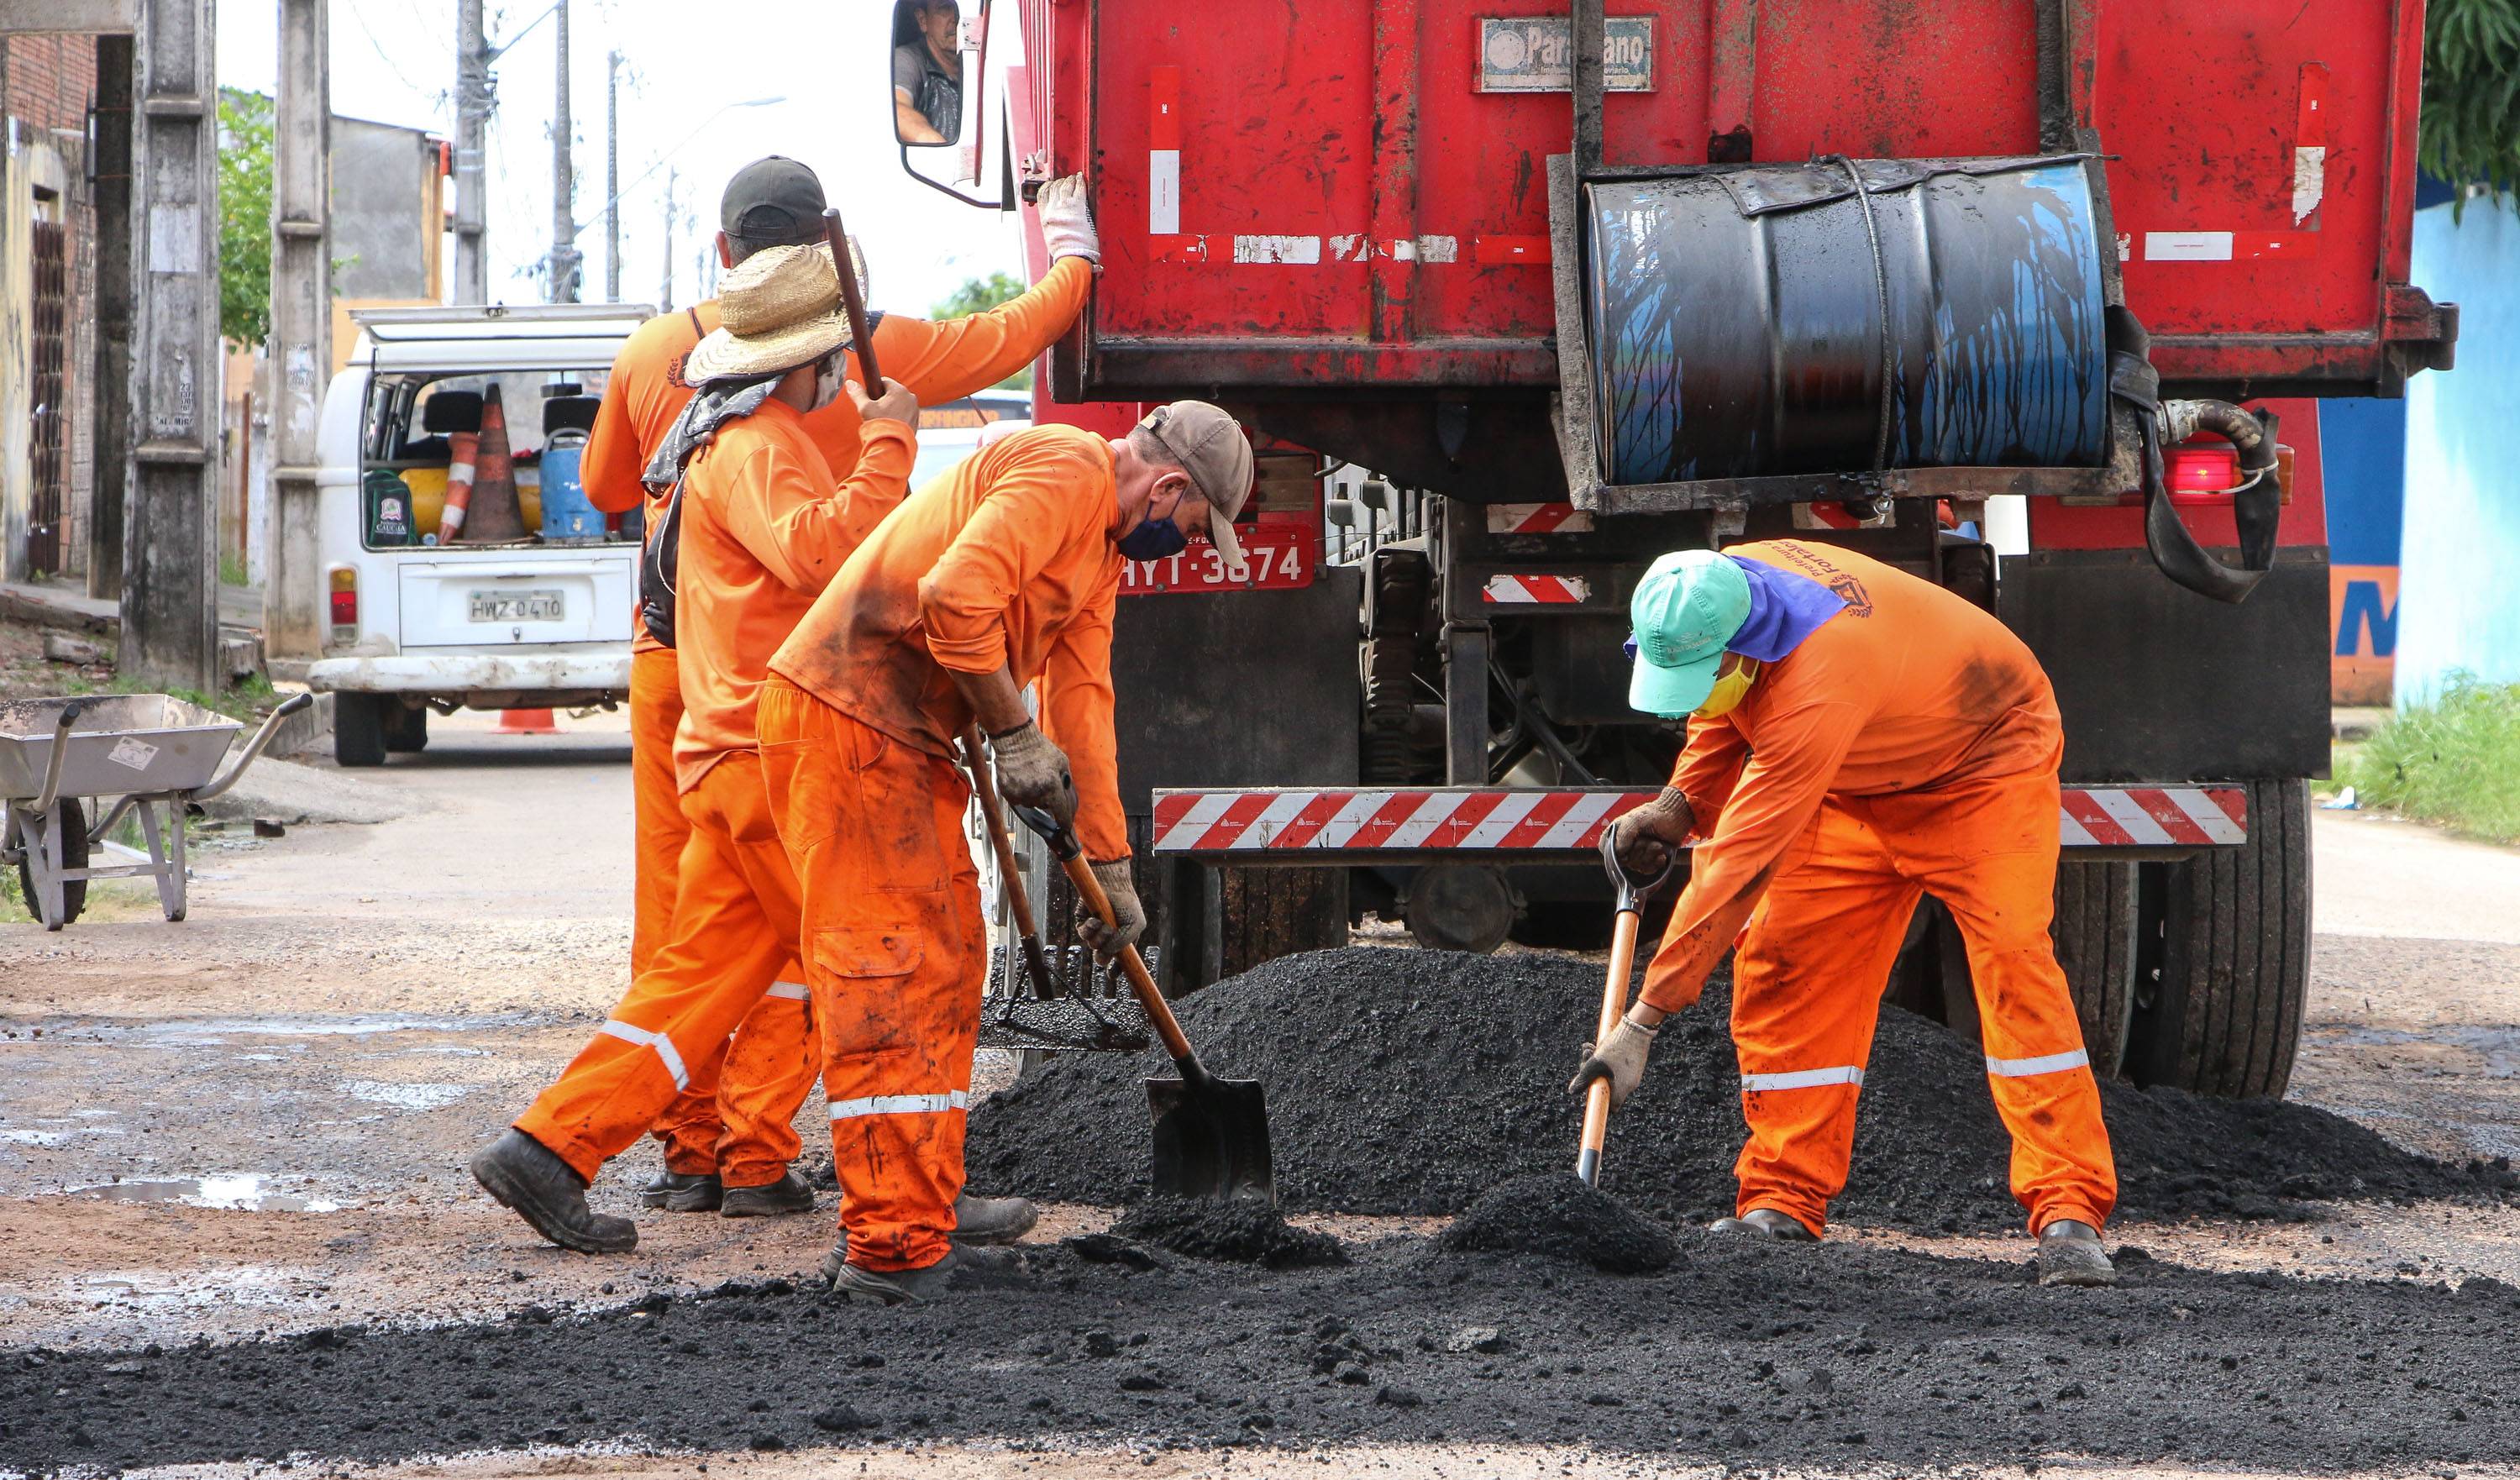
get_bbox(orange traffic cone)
[437,429,478,543]
[494,708,560,735]
[459,384,527,543]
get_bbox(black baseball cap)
[720,156,827,246]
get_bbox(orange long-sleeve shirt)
[580,255,1095,652]
[670,401,916,793]
[1639,540,2064,1014]
[769,422,1129,862]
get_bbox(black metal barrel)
[1583,156,2110,487]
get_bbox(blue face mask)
[1117,486,1190,561]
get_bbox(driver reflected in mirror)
[893,0,963,145]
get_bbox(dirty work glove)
[1568,1014,1660,1110]
[1078,859,1145,963]
[989,721,1077,830]
[1037,173,1102,269]
[1606,788,1694,881]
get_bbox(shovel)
[1577,824,1674,1187]
[959,724,1059,1000]
[1008,800,1277,1204]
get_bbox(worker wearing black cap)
[501,155,1099,1248]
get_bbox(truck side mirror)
[891,0,1005,208]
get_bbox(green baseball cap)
[1626,550,1752,717]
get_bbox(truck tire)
[382,703,428,753]
[2123,779,2312,1099]
[333,693,387,768]
[2049,861,2139,1079]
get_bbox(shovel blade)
[1146,1075,1276,1204]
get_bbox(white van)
[307,304,652,766]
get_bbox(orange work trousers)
[630,648,815,1187]
[759,677,981,1273]
[521,749,818,1189]
[1726,764,2118,1236]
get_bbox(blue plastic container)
[538,436,604,542]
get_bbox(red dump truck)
[883,0,2455,1098]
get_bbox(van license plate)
[470,590,564,623]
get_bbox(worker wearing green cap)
[1576,538,2120,1288]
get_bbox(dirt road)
[3,728,2515,1476]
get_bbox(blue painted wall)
[2398,191,2520,704]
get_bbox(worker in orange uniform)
[576,155,1098,1215]
[1578,539,2119,1288]
[759,398,1255,1305]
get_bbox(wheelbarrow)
[0,691,313,930]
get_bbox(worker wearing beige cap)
[758,401,1254,1304]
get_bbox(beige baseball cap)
[1138,401,1253,569]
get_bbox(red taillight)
[2165,445,2243,497]
[328,568,358,633]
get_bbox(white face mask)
[809,350,845,412]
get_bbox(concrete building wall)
[0,34,100,584]
[2397,192,2520,705]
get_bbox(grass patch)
[218,551,251,589]
[2339,676,2520,845]
[60,669,280,724]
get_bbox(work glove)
[989,720,1076,831]
[1568,1014,1660,1110]
[1078,858,1145,963]
[1037,173,1102,269]
[1605,788,1694,881]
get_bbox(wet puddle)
[65,1175,349,1213]
[339,1080,472,1111]
[6,1014,538,1047]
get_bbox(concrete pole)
[87,32,134,602]
[119,0,225,692]
[605,49,621,302]
[659,165,674,312]
[547,0,579,302]
[267,0,332,661]
[454,0,490,304]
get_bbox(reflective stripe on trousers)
[764,979,810,1001]
[599,1019,690,1091]
[828,1090,971,1120]
[1740,1065,1866,1093]
[1984,1048,2089,1078]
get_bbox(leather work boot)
[720,1169,816,1218]
[470,1129,638,1254]
[826,1246,1017,1307]
[2035,1219,2118,1288]
[640,1170,723,1213]
[816,1192,1042,1270]
[1709,1208,1819,1241]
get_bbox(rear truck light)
[2108,442,2294,508]
[328,567,358,638]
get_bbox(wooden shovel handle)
[960,724,1042,944]
[1060,853,1195,1064]
[1577,905,1644,1172]
[822,207,882,391]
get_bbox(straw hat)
[681,238,872,383]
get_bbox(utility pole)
[605,49,622,301]
[269,0,334,661]
[454,0,491,304]
[548,0,580,302]
[659,166,675,312]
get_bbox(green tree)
[929,270,1033,388]
[215,87,274,349]
[931,270,1025,321]
[2423,0,2520,216]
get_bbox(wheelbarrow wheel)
[13,798,88,927]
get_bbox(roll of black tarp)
[1583,156,2109,487]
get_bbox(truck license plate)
[470,590,564,623]
[1120,524,1314,596]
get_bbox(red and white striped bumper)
[1151,785,2249,862]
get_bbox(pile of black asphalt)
[8,1233,2517,1472]
[967,947,2512,1231]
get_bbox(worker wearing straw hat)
[575,156,1100,1217]
[473,229,1030,1254]
[1581,539,2118,1288]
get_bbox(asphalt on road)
[3,717,2518,1477]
